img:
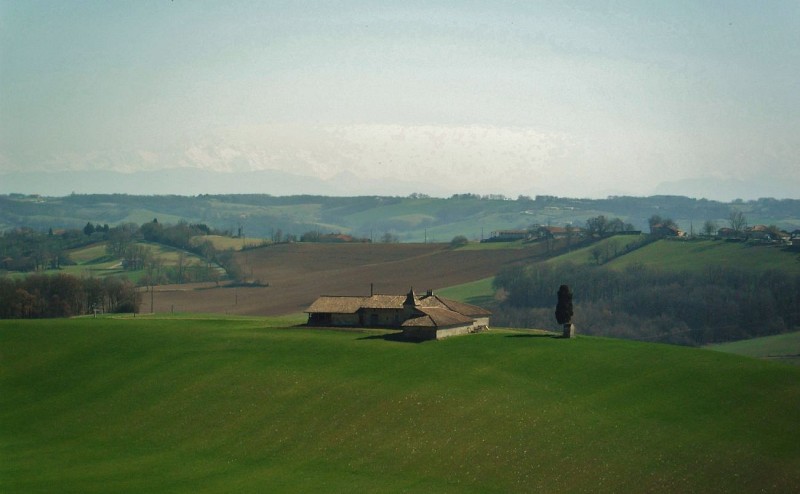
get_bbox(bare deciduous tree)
[729,210,747,233]
[703,220,717,236]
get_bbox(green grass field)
[708,331,800,366]
[66,242,111,264]
[2,316,799,493]
[45,241,218,282]
[545,235,647,266]
[608,239,800,274]
[435,277,496,307]
[536,237,800,275]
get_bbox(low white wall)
[434,325,474,340]
[402,323,474,341]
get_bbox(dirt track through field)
[151,243,552,316]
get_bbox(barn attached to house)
[305,288,491,340]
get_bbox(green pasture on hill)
[545,235,647,266]
[66,242,111,264]
[607,239,800,274]
[708,331,800,366]
[2,316,799,493]
[48,241,219,281]
[435,277,496,307]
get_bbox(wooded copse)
[492,262,800,345]
[0,273,139,318]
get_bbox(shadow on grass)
[505,333,564,339]
[464,295,496,307]
[302,325,422,343]
[358,332,423,343]
[84,255,115,265]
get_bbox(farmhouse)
[485,229,530,242]
[650,223,685,237]
[306,288,491,340]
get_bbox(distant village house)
[485,230,530,242]
[483,225,586,243]
[718,225,793,244]
[650,223,685,237]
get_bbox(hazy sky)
[1,1,798,199]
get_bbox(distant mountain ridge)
[654,176,799,203]
[0,168,448,198]
[2,167,795,202]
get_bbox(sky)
[1,1,798,200]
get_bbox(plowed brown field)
[150,242,555,316]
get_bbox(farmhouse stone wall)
[360,308,403,327]
[331,313,359,326]
[473,317,490,329]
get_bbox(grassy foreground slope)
[2,317,799,493]
[708,331,800,366]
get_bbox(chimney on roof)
[370,283,374,297]
[426,289,433,297]
[404,287,418,306]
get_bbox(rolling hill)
[538,236,800,274]
[606,238,800,274]
[708,331,800,365]
[3,193,799,243]
[2,316,798,492]
[434,237,800,311]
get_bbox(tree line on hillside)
[1,220,244,284]
[7,193,797,241]
[0,274,139,318]
[492,262,800,345]
[0,227,98,272]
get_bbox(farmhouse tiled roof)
[540,226,568,234]
[404,288,419,306]
[402,307,474,328]
[423,295,492,317]
[305,290,491,323]
[362,295,407,309]
[306,294,413,313]
[305,296,366,314]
